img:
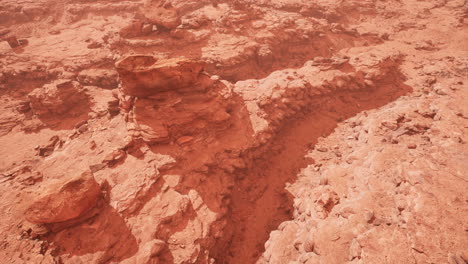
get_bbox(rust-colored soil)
[0,1,467,264]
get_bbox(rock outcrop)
[115,56,212,97]
[143,0,181,30]
[116,55,235,143]
[28,80,90,121]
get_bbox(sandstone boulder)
[25,171,101,224]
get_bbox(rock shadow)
[47,202,138,263]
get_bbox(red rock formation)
[115,56,211,97]
[116,55,234,143]
[143,0,181,30]
[28,80,89,118]
[0,0,466,264]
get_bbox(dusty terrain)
[0,0,467,263]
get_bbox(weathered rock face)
[116,55,234,143]
[116,56,211,97]
[130,92,232,143]
[28,80,90,118]
[77,68,119,89]
[142,0,209,30]
[143,0,181,30]
[25,171,100,224]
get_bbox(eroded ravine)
[45,54,411,264]
[14,53,411,264]
[213,67,412,263]
[132,58,414,263]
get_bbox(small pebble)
[407,144,417,149]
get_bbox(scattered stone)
[89,163,106,173]
[102,149,127,165]
[448,253,467,264]
[0,28,11,37]
[349,239,361,260]
[17,171,43,186]
[364,210,375,223]
[339,206,356,219]
[316,147,328,152]
[303,235,315,253]
[319,176,328,185]
[5,36,20,48]
[17,101,31,113]
[86,41,102,49]
[150,239,166,256]
[407,143,417,149]
[163,174,181,188]
[107,98,120,116]
[36,136,63,157]
[141,23,154,35]
[176,136,194,146]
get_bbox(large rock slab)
[25,171,101,224]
